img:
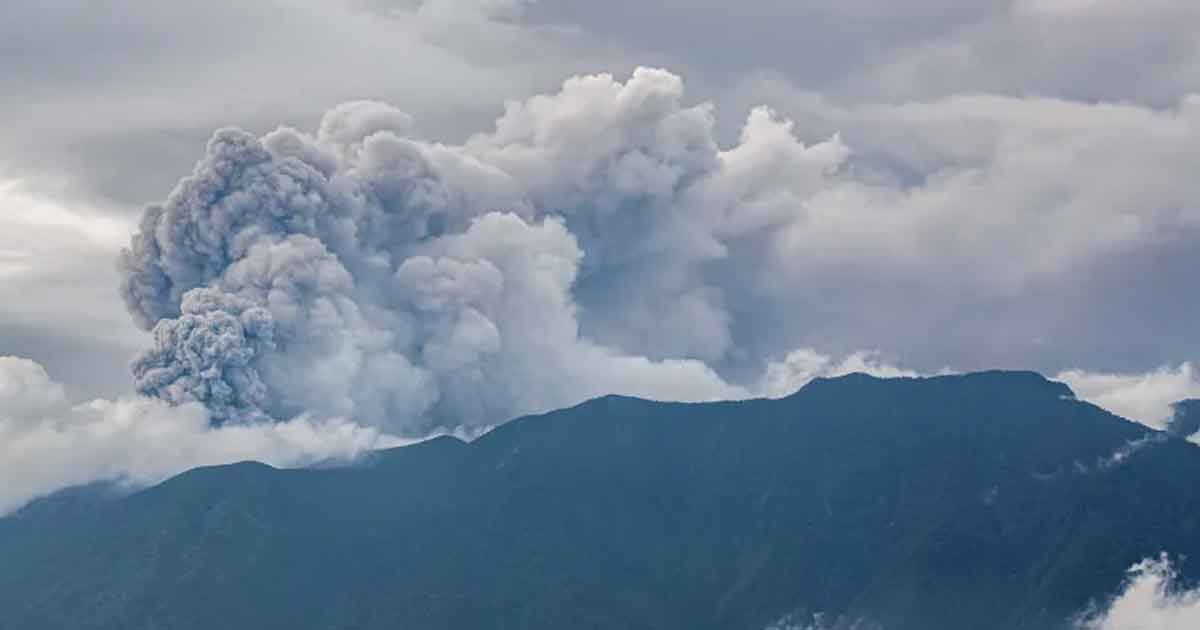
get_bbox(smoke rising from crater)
[119,66,1200,435]
[121,68,845,433]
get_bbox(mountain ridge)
[2,370,1197,630]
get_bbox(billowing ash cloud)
[117,66,1200,436]
[122,68,841,433]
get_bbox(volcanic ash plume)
[120,68,850,434]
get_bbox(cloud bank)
[2,343,920,516]
[0,356,401,516]
[1056,364,1200,431]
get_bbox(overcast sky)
[3,0,1200,404]
[9,8,1200,623]
[5,0,1200,528]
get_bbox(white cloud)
[1078,555,1200,630]
[0,343,916,516]
[0,356,405,517]
[0,181,130,249]
[759,348,921,399]
[728,85,1200,294]
[1057,364,1200,430]
[713,75,1200,373]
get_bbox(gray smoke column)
[120,68,848,434]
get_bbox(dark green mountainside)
[3,371,1200,630]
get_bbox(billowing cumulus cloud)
[4,341,916,515]
[0,356,401,516]
[719,79,1200,374]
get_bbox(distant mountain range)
[3,371,1199,630]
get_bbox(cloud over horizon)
[1057,364,1200,432]
[2,345,1196,518]
[0,356,403,517]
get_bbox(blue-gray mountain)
[2,371,1199,630]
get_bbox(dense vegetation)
[4,371,1199,630]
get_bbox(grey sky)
[2,0,1200,404]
